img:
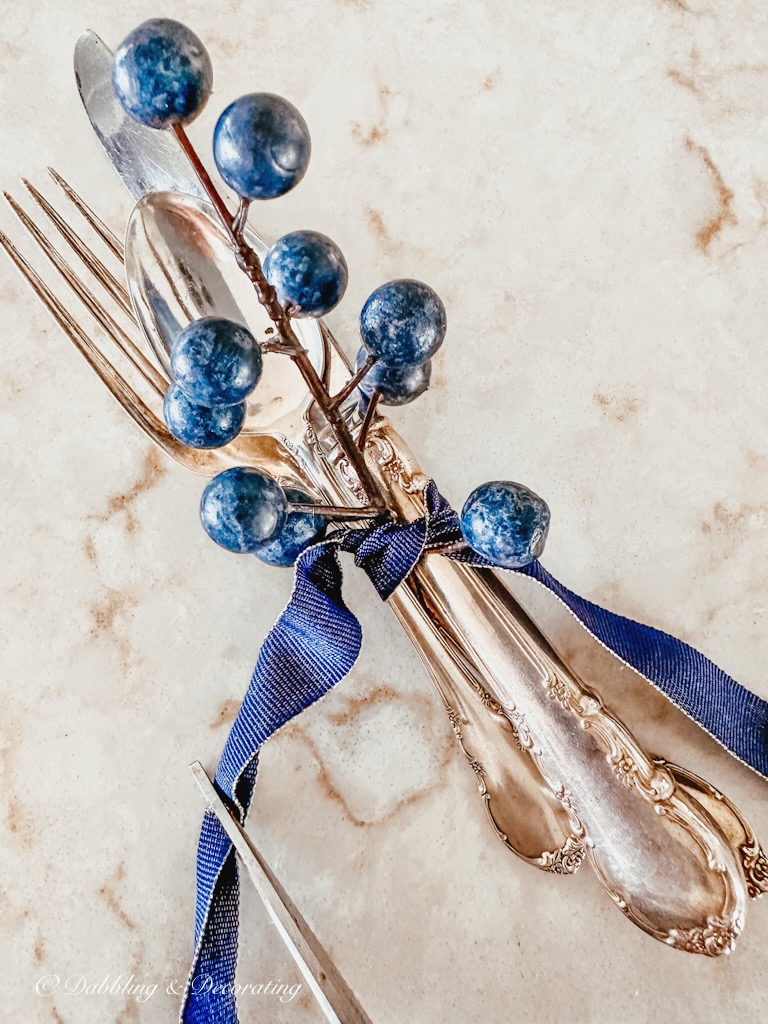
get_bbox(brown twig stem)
[357,390,381,451]
[172,125,237,240]
[173,125,386,512]
[330,352,376,410]
[232,197,251,238]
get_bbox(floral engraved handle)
[364,420,752,954]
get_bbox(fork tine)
[4,190,167,399]
[0,225,180,458]
[23,177,132,317]
[47,166,125,263]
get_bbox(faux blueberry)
[460,481,550,569]
[112,19,213,129]
[264,231,348,317]
[171,317,262,407]
[360,279,446,367]
[355,347,431,407]
[163,382,245,449]
[213,94,311,200]
[256,488,327,567]
[200,467,286,553]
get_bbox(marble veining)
[2,2,768,1023]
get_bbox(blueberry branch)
[172,124,386,516]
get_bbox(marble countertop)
[2,2,768,1022]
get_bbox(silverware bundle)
[2,29,765,994]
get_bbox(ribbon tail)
[515,559,768,779]
[179,475,768,1024]
[180,541,363,1024]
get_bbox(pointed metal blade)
[74,30,205,202]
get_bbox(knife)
[76,30,372,1021]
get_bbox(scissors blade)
[189,762,372,1024]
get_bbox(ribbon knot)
[346,482,456,598]
[181,481,768,1023]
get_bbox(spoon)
[125,190,763,951]
[125,189,350,497]
[125,191,327,433]
[124,189,585,870]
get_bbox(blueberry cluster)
[355,279,444,408]
[162,316,325,565]
[200,470,326,566]
[164,317,260,449]
[113,19,550,570]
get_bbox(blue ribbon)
[181,481,768,1023]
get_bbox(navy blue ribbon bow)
[181,482,768,1023]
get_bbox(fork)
[2,174,395,504]
[4,173,764,955]
[1,169,586,873]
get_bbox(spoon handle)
[366,419,758,954]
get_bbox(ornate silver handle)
[363,419,765,955]
[389,578,585,872]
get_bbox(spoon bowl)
[125,191,325,439]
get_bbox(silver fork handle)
[389,577,585,871]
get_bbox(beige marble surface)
[2,1,768,1021]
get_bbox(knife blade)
[74,27,339,387]
[74,30,206,202]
